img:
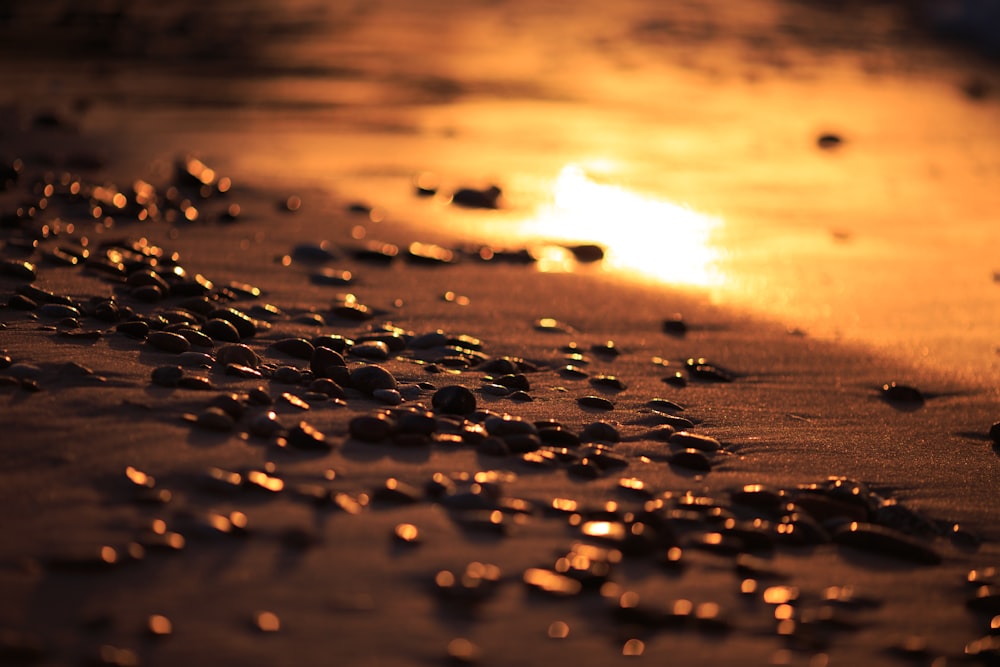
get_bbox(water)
[2,0,998,383]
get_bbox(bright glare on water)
[519,164,724,288]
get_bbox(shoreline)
[2,147,998,665]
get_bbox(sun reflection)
[525,164,724,288]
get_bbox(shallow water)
[2,0,999,383]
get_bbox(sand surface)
[1,2,999,666]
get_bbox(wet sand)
[2,1,1000,666]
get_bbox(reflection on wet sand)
[520,164,724,288]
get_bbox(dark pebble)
[331,301,374,321]
[832,522,941,565]
[216,343,260,368]
[669,431,721,452]
[567,457,603,479]
[432,385,477,415]
[968,586,1000,614]
[249,410,284,437]
[817,133,843,149]
[451,184,502,209]
[349,364,397,394]
[202,318,241,343]
[177,376,215,391]
[177,328,214,348]
[271,337,315,360]
[312,334,352,353]
[880,382,925,408]
[591,341,620,357]
[226,363,263,379]
[311,268,353,286]
[292,242,337,262]
[194,407,235,432]
[669,448,712,472]
[577,395,614,410]
[372,477,422,504]
[648,398,686,413]
[990,421,1000,445]
[565,243,605,262]
[311,345,347,376]
[116,321,149,340]
[206,393,244,420]
[147,331,192,354]
[581,421,620,443]
[349,413,396,442]
[0,260,36,280]
[351,340,390,360]
[248,387,274,405]
[281,392,311,410]
[560,365,589,379]
[590,375,627,391]
[662,314,688,336]
[663,372,687,387]
[39,303,80,319]
[271,366,303,384]
[286,421,330,450]
[8,294,37,310]
[309,378,346,399]
[151,365,184,387]
[208,307,256,338]
[686,358,734,382]
[508,390,532,402]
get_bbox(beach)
[1,2,999,666]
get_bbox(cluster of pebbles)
[1,154,997,666]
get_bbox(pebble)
[225,363,263,379]
[662,372,687,387]
[662,314,688,336]
[451,184,502,209]
[880,382,925,408]
[349,413,396,442]
[147,331,192,354]
[151,366,184,387]
[285,421,330,450]
[175,328,213,349]
[990,421,1000,445]
[648,398,686,413]
[216,344,260,369]
[523,568,583,597]
[590,375,627,391]
[669,431,721,453]
[669,448,712,472]
[194,407,235,432]
[581,421,621,443]
[271,337,314,360]
[202,318,241,343]
[8,293,37,310]
[578,395,614,410]
[349,364,397,394]
[686,358,734,382]
[249,411,284,437]
[271,366,303,384]
[351,340,390,360]
[0,260,36,280]
[208,307,256,338]
[432,385,477,415]
[310,268,353,285]
[281,392,311,410]
[292,242,337,262]
[832,522,941,565]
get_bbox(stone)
[432,385,477,415]
[349,364,397,394]
[147,331,191,354]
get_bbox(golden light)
[520,164,724,288]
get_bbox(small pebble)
[349,364,398,394]
[432,385,477,415]
[880,382,925,408]
[577,395,614,410]
[285,421,330,450]
[147,331,191,354]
